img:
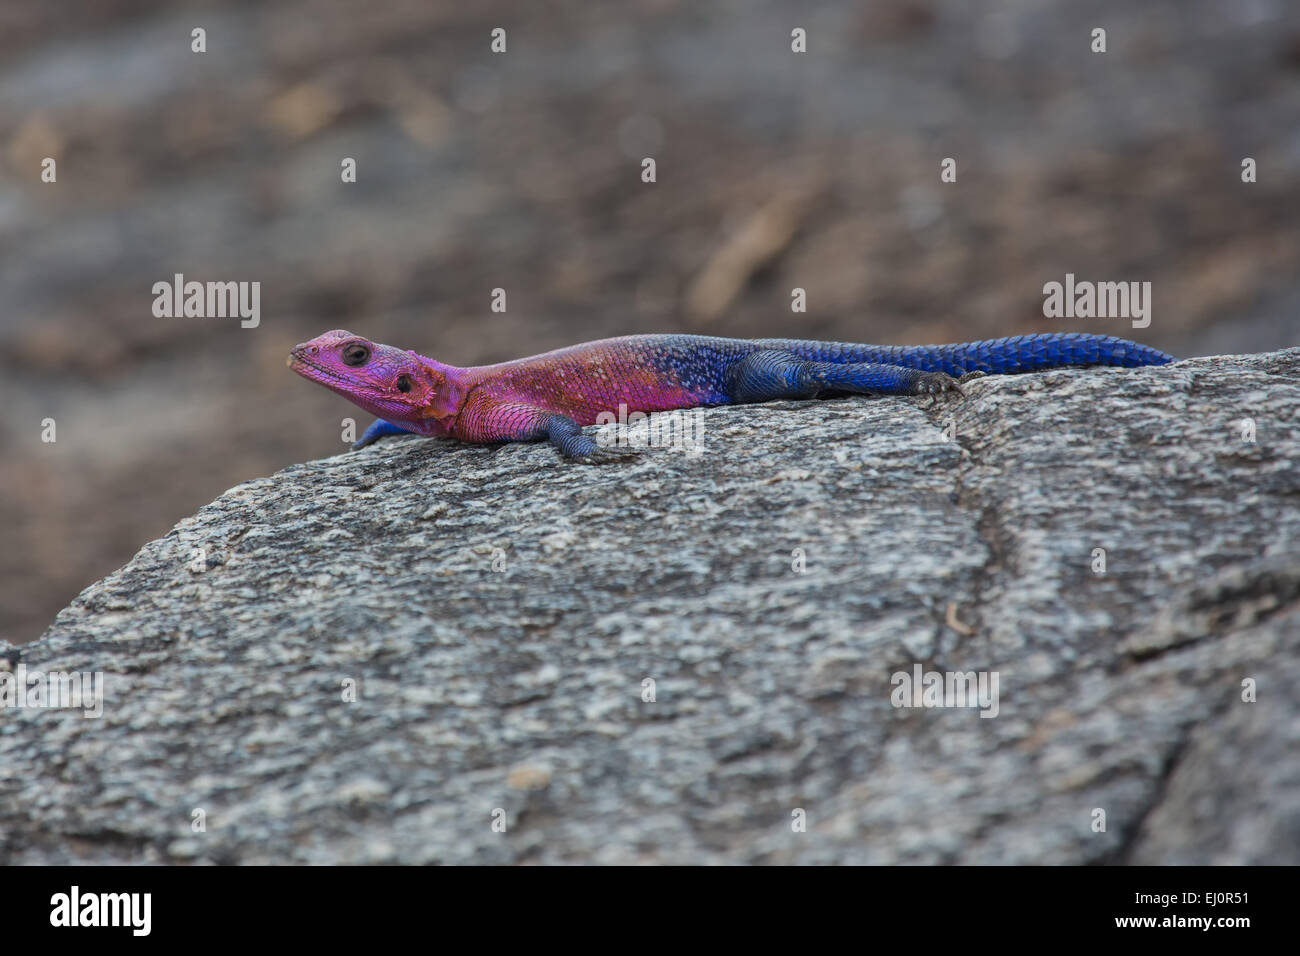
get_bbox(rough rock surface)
[3,349,1298,864]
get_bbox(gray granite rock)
[2,348,1297,864]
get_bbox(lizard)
[287,330,1173,463]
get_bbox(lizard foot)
[910,371,966,398]
[571,444,642,465]
[354,419,417,449]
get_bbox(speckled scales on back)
[467,334,754,425]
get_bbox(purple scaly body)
[288,331,1173,462]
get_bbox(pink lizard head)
[288,330,463,435]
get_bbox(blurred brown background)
[3,0,1299,643]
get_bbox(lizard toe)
[911,371,964,397]
[575,445,641,465]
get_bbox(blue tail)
[763,333,1173,376]
[903,333,1174,375]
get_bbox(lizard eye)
[342,343,371,367]
[396,374,412,393]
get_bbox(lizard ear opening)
[396,374,412,393]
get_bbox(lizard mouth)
[287,348,391,399]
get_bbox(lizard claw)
[572,444,642,465]
[911,371,966,398]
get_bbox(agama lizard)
[288,330,1172,463]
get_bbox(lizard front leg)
[456,393,637,463]
[354,419,418,449]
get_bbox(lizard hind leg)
[728,350,962,402]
